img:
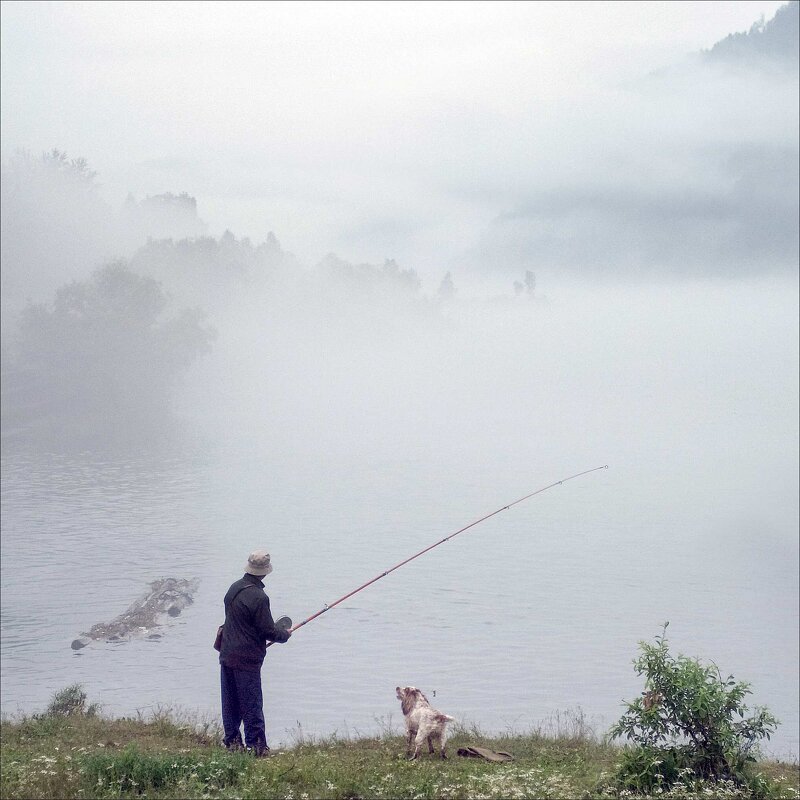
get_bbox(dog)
[396,686,455,759]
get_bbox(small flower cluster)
[364,766,580,800]
[460,767,580,800]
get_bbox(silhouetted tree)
[319,254,422,296]
[6,262,216,441]
[128,230,297,313]
[381,258,422,292]
[437,271,456,301]
[124,191,206,241]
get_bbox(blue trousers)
[220,664,267,752]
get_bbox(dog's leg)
[412,729,426,760]
[427,734,435,754]
[440,730,448,759]
[406,727,416,758]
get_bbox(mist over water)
[1,0,798,764]
[2,272,798,757]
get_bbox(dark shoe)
[249,745,271,758]
[224,739,244,752]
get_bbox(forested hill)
[705,0,799,68]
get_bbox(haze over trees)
[1,149,209,338]
[2,263,216,443]
[128,229,296,314]
[0,148,224,445]
[124,191,207,243]
[1,149,110,328]
[1,3,797,450]
[0,149,452,448]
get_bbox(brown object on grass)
[456,746,514,762]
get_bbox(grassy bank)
[1,707,797,800]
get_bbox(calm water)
[2,281,798,757]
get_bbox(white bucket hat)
[245,550,273,577]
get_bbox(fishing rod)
[268,464,608,647]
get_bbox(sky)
[1,0,796,283]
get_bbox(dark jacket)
[219,573,290,671]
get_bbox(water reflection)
[1,438,797,758]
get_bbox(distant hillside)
[705,1,799,67]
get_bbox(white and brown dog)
[396,686,455,759]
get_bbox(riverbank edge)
[2,708,799,800]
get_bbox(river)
[1,278,798,758]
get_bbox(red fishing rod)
[268,464,608,646]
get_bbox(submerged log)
[71,577,199,650]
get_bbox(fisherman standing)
[219,550,291,756]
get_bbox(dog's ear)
[400,690,416,716]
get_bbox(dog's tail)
[436,714,455,723]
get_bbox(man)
[219,550,291,756]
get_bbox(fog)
[1,0,798,758]
[1,1,796,280]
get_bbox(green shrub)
[44,684,99,717]
[610,624,779,795]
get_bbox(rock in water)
[70,577,199,650]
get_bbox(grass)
[1,696,797,800]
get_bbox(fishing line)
[267,464,608,647]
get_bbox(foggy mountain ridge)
[484,138,799,277]
[704,0,799,67]
[2,2,797,323]
[463,1,799,280]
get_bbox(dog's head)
[396,686,429,716]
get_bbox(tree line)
[1,150,541,447]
